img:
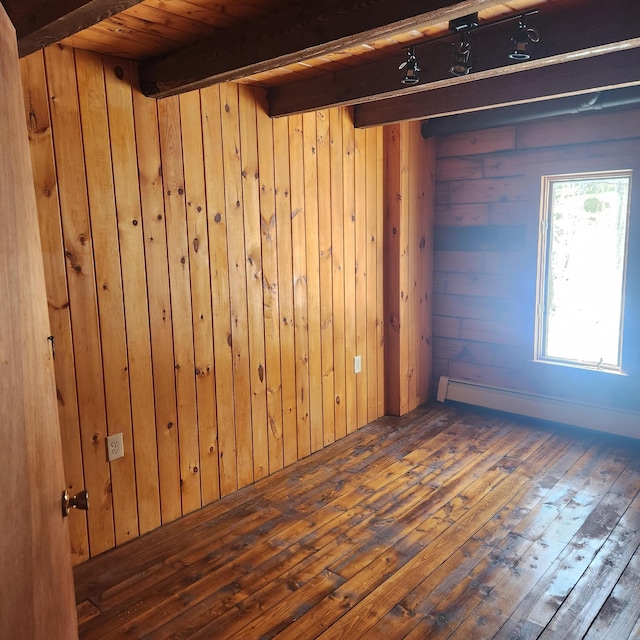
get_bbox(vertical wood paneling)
[219,82,253,489]
[376,127,386,418]
[384,124,406,417]
[131,65,182,524]
[316,110,335,447]
[355,126,369,429]
[384,122,434,416]
[365,126,379,424]
[76,49,139,546]
[417,137,435,405]
[314,111,336,446]
[201,84,237,497]
[179,90,219,505]
[44,44,115,557]
[343,109,357,435]
[157,95,202,514]
[20,50,89,564]
[104,58,161,536]
[238,85,269,481]
[289,113,311,459]
[330,108,347,440]
[302,112,324,454]
[406,129,419,407]
[397,123,411,414]
[22,49,388,560]
[273,115,298,467]
[255,91,284,474]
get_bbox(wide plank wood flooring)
[73,403,640,639]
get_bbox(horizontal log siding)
[20,46,387,562]
[432,108,640,412]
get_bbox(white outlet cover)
[354,355,362,374]
[107,433,124,462]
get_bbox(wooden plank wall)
[432,107,640,411]
[19,45,388,562]
[384,122,434,416]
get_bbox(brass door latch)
[62,489,89,517]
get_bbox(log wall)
[18,45,429,562]
[432,108,640,413]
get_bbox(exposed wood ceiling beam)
[352,46,640,127]
[269,0,640,117]
[2,0,145,57]
[138,0,509,99]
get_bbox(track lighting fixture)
[398,10,540,85]
[508,16,540,61]
[399,46,421,85]
[450,33,472,76]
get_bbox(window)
[536,171,632,372]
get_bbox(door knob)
[62,489,89,517]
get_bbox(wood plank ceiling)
[6,0,640,126]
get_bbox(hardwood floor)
[73,403,640,639]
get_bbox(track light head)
[450,34,472,76]
[508,16,540,61]
[400,46,421,85]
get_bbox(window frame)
[534,169,633,374]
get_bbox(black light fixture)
[450,33,472,76]
[399,46,421,85]
[508,15,540,61]
[398,10,540,85]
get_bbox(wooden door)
[0,4,79,639]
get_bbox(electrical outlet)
[107,433,124,462]
[354,355,362,374]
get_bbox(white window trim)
[534,169,632,374]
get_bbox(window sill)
[532,358,627,376]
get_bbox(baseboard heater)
[437,376,640,440]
